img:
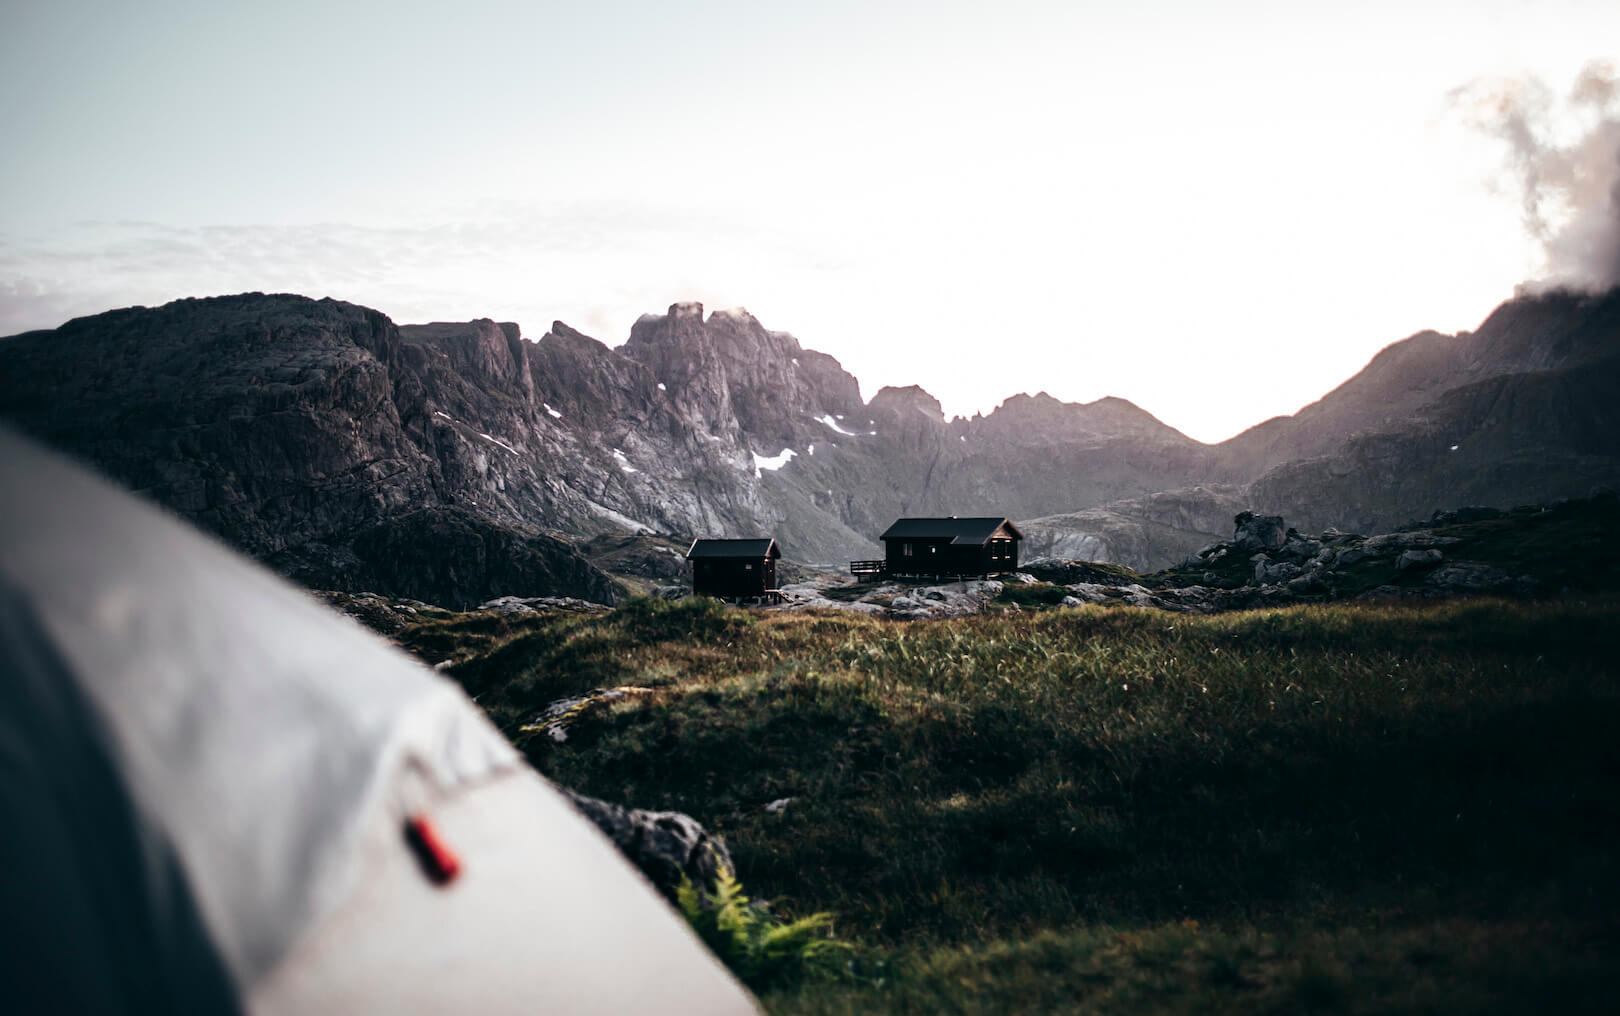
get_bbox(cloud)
[0,201,851,341]
[1451,59,1620,294]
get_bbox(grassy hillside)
[407,596,1620,1012]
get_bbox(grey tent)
[0,426,757,1014]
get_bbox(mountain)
[1223,288,1620,477]
[2,287,1616,602]
[1234,288,1620,533]
[0,296,615,607]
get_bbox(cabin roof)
[879,517,1023,545]
[685,538,781,560]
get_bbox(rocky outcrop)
[476,595,612,616]
[884,579,1007,619]
[315,590,449,635]
[560,788,733,901]
[1231,512,1287,554]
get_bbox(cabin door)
[989,538,1014,570]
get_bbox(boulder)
[1334,546,1370,567]
[1424,562,1521,592]
[1276,535,1324,563]
[1286,573,1324,593]
[1363,531,1458,553]
[1232,512,1287,553]
[560,789,734,900]
[1396,549,1443,572]
[1254,557,1304,584]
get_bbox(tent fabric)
[0,580,240,1015]
[0,427,757,1014]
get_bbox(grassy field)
[408,595,1620,1012]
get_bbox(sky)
[2,0,1617,442]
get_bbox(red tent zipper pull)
[404,812,461,885]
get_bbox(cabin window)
[902,543,913,557]
[745,563,754,571]
[928,544,938,555]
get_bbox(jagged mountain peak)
[543,320,609,347]
[868,384,943,420]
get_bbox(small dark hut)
[686,538,781,600]
[854,517,1023,579]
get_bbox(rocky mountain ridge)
[2,287,1615,605]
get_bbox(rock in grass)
[1396,549,1443,572]
[477,594,611,615]
[1423,562,1522,592]
[560,789,733,900]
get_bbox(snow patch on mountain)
[480,432,519,455]
[816,414,858,436]
[753,448,797,477]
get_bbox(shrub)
[676,867,851,992]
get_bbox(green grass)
[410,595,1620,1011]
[994,582,1072,608]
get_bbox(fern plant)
[676,867,851,991]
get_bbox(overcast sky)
[2,0,1616,441]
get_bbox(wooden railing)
[849,559,887,577]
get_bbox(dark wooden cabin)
[686,538,781,600]
[866,517,1022,578]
